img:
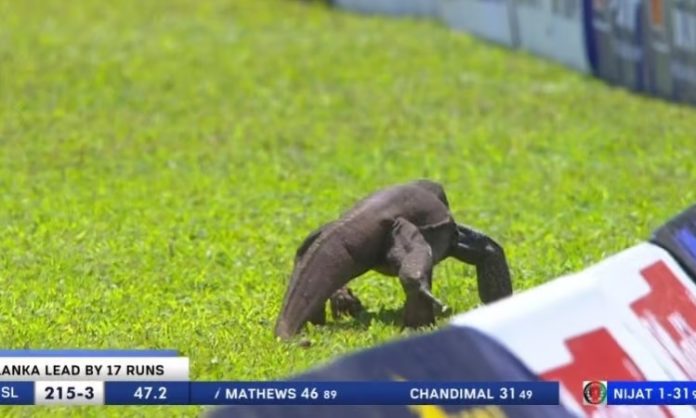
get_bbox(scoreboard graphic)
[0,350,188,405]
[0,348,564,407]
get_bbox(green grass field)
[1,0,696,416]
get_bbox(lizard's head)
[412,179,449,207]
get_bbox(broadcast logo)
[583,381,607,405]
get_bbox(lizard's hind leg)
[450,224,512,304]
[330,287,364,320]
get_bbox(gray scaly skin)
[274,180,512,340]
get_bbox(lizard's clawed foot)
[330,287,364,319]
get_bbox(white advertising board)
[437,0,518,46]
[513,0,591,72]
[332,0,438,17]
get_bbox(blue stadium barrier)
[584,0,622,82]
[642,0,675,98]
[612,0,648,91]
[668,0,696,104]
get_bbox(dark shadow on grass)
[322,307,402,332]
[360,307,403,327]
[324,306,453,332]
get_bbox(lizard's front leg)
[400,274,435,328]
[386,217,441,329]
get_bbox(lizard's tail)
[274,243,357,340]
[274,317,297,341]
[275,278,317,340]
[275,254,345,340]
[274,273,335,340]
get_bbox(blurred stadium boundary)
[328,0,696,107]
